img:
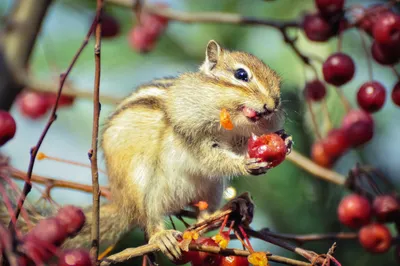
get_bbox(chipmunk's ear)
[203,40,222,71]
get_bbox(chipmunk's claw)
[222,192,255,226]
[275,129,293,155]
[245,157,270,175]
[149,230,182,261]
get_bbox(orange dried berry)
[183,230,199,241]
[212,232,230,249]
[194,201,208,211]
[220,108,234,130]
[248,252,269,266]
[37,152,46,160]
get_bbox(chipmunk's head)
[168,40,284,137]
[200,40,284,135]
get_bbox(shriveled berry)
[191,238,222,266]
[18,92,50,119]
[392,81,400,106]
[128,27,156,53]
[372,12,400,47]
[248,133,287,167]
[311,141,333,168]
[359,223,392,253]
[341,109,374,147]
[303,13,333,42]
[337,194,371,229]
[101,13,120,39]
[58,249,92,266]
[323,53,355,86]
[56,205,86,236]
[0,111,16,146]
[220,256,249,266]
[304,79,327,101]
[25,217,68,246]
[315,0,345,16]
[357,81,386,113]
[322,128,349,159]
[373,195,400,222]
[371,41,400,65]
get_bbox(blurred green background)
[1,0,400,265]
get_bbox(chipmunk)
[1,40,290,261]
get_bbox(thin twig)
[306,99,322,140]
[358,30,373,81]
[8,167,111,199]
[9,12,99,227]
[260,230,358,244]
[89,0,104,262]
[286,150,347,186]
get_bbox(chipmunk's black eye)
[234,68,249,82]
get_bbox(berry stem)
[334,88,351,113]
[306,99,322,140]
[38,153,107,174]
[321,99,333,132]
[391,67,400,79]
[358,30,373,81]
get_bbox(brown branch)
[8,167,111,199]
[89,0,104,262]
[100,243,312,266]
[286,150,347,186]
[0,0,52,110]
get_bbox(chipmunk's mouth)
[242,106,262,122]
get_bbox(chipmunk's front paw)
[275,129,293,155]
[149,230,182,261]
[222,192,254,226]
[245,157,270,175]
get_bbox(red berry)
[311,141,333,168]
[25,217,68,246]
[220,256,249,266]
[18,92,50,119]
[337,194,371,229]
[359,223,392,253]
[357,81,386,113]
[22,239,53,264]
[128,26,156,53]
[373,195,400,222]
[58,249,93,266]
[322,128,349,159]
[248,133,287,167]
[315,0,345,16]
[358,7,391,35]
[140,5,169,38]
[372,12,400,47]
[46,93,75,108]
[303,13,333,42]
[0,111,16,146]
[323,53,355,86]
[392,81,400,106]
[56,206,86,236]
[304,79,327,101]
[341,109,374,147]
[191,238,222,266]
[371,41,400,65]
[101,13,120,39]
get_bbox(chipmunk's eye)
[234,68,249,82]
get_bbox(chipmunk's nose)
[263,104,274,114]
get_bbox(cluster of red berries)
[175,237,249,266]
[1,206,91,266]
[337,193,399,254]
[303,0,400,167]
[17,91,75,119]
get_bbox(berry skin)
[24,217,68,246]
[358,223,392,253]
[315,0,344,16]
[311,141,332,168]
[371,41,400,65]
[392,81,400,106]
[304,79,327,101]
[322,128,349,159]
[0,111,16,146]
[191,238,222,266]
[372,12,400,47]
[323,53,355,86]
[140,6,169,38]
[18,92,50,119]
[303,13,333,42]
[46,93,75,108]
[337,194,371,229]
[248,133,287,167]
[56,206,86,236]
[101,13,120,39]
[220,256,249,266]
[372,195,400,223]
[58,249,93,266]
[128,27,156,53]
[357,81,386,113]
[341,109,374,147]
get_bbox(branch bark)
[0,0,53,110]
